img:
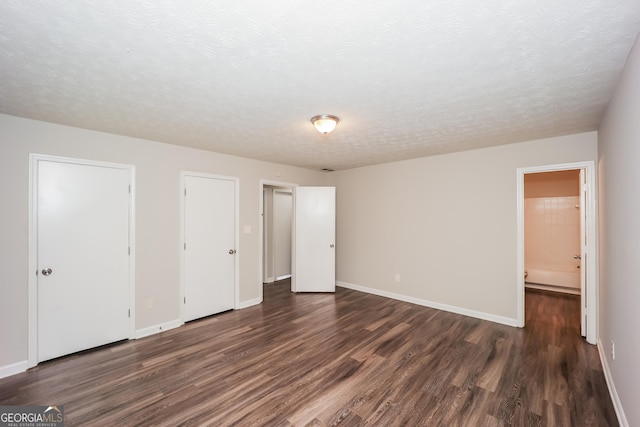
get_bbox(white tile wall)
[524,196,581,272]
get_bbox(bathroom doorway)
[524,170,581,295]
[516,161,597,344]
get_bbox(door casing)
[28,154,136,368]
[516,161,597,344]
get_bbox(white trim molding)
[337,281,518,327]
[0,360,28,379]
[134,319,183,340]
[598,339,628,427]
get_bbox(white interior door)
[183,174,236,321]
[579,169,587,337]
[37,160,131,362]
[293,187,336,292]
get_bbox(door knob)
[41,268,53,276]
[573,255,582,260]
[228,249,236,254]
[330,244,335,248]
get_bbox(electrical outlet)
[395,274,401,283]
[611,341,615,360]
[146,298,154,310]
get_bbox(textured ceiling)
[1,1,640,171]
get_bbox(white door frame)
[180,171,240,321]
[28,154,136,368]
[516,161,597,344]
[258,180,297,302]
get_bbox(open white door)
[293,187,336,292]
[579,169,587,337]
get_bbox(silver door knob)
[41,268,52,276]
[573,255,582,260]
[229,249,236,254]
[330,244,335,248]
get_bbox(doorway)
[516,161,596,344]
[28,154,135,367]
[524,170,581,295]
[259,181,337,300]
[262,185,293,284]
[260,180,296,302]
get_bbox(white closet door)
[37,160,131,362]
[183,175,236,321]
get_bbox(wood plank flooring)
[0,282,617,426]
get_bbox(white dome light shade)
[311,114,339,134]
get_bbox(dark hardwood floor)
[0,282,617,426]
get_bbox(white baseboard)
[597,339,628,427]
[135,299,263,339]
[275,274,292,281]
[0,360,28,379]
[336,281,518,327]
[134,319,183,339]
[264,277,275,284]
[237,297,262,310]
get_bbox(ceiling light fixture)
[311,114,339,134]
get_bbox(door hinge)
[184,242,187,250]
[129,185,131,194]
[128,246,131,255]
[184,297,186,304]
[184,188,187,196]
[128,309,131,318]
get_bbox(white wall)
[598,33,640,426]
[262,188,274,282]
[0,114,326,370]
[327,132,597,321]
